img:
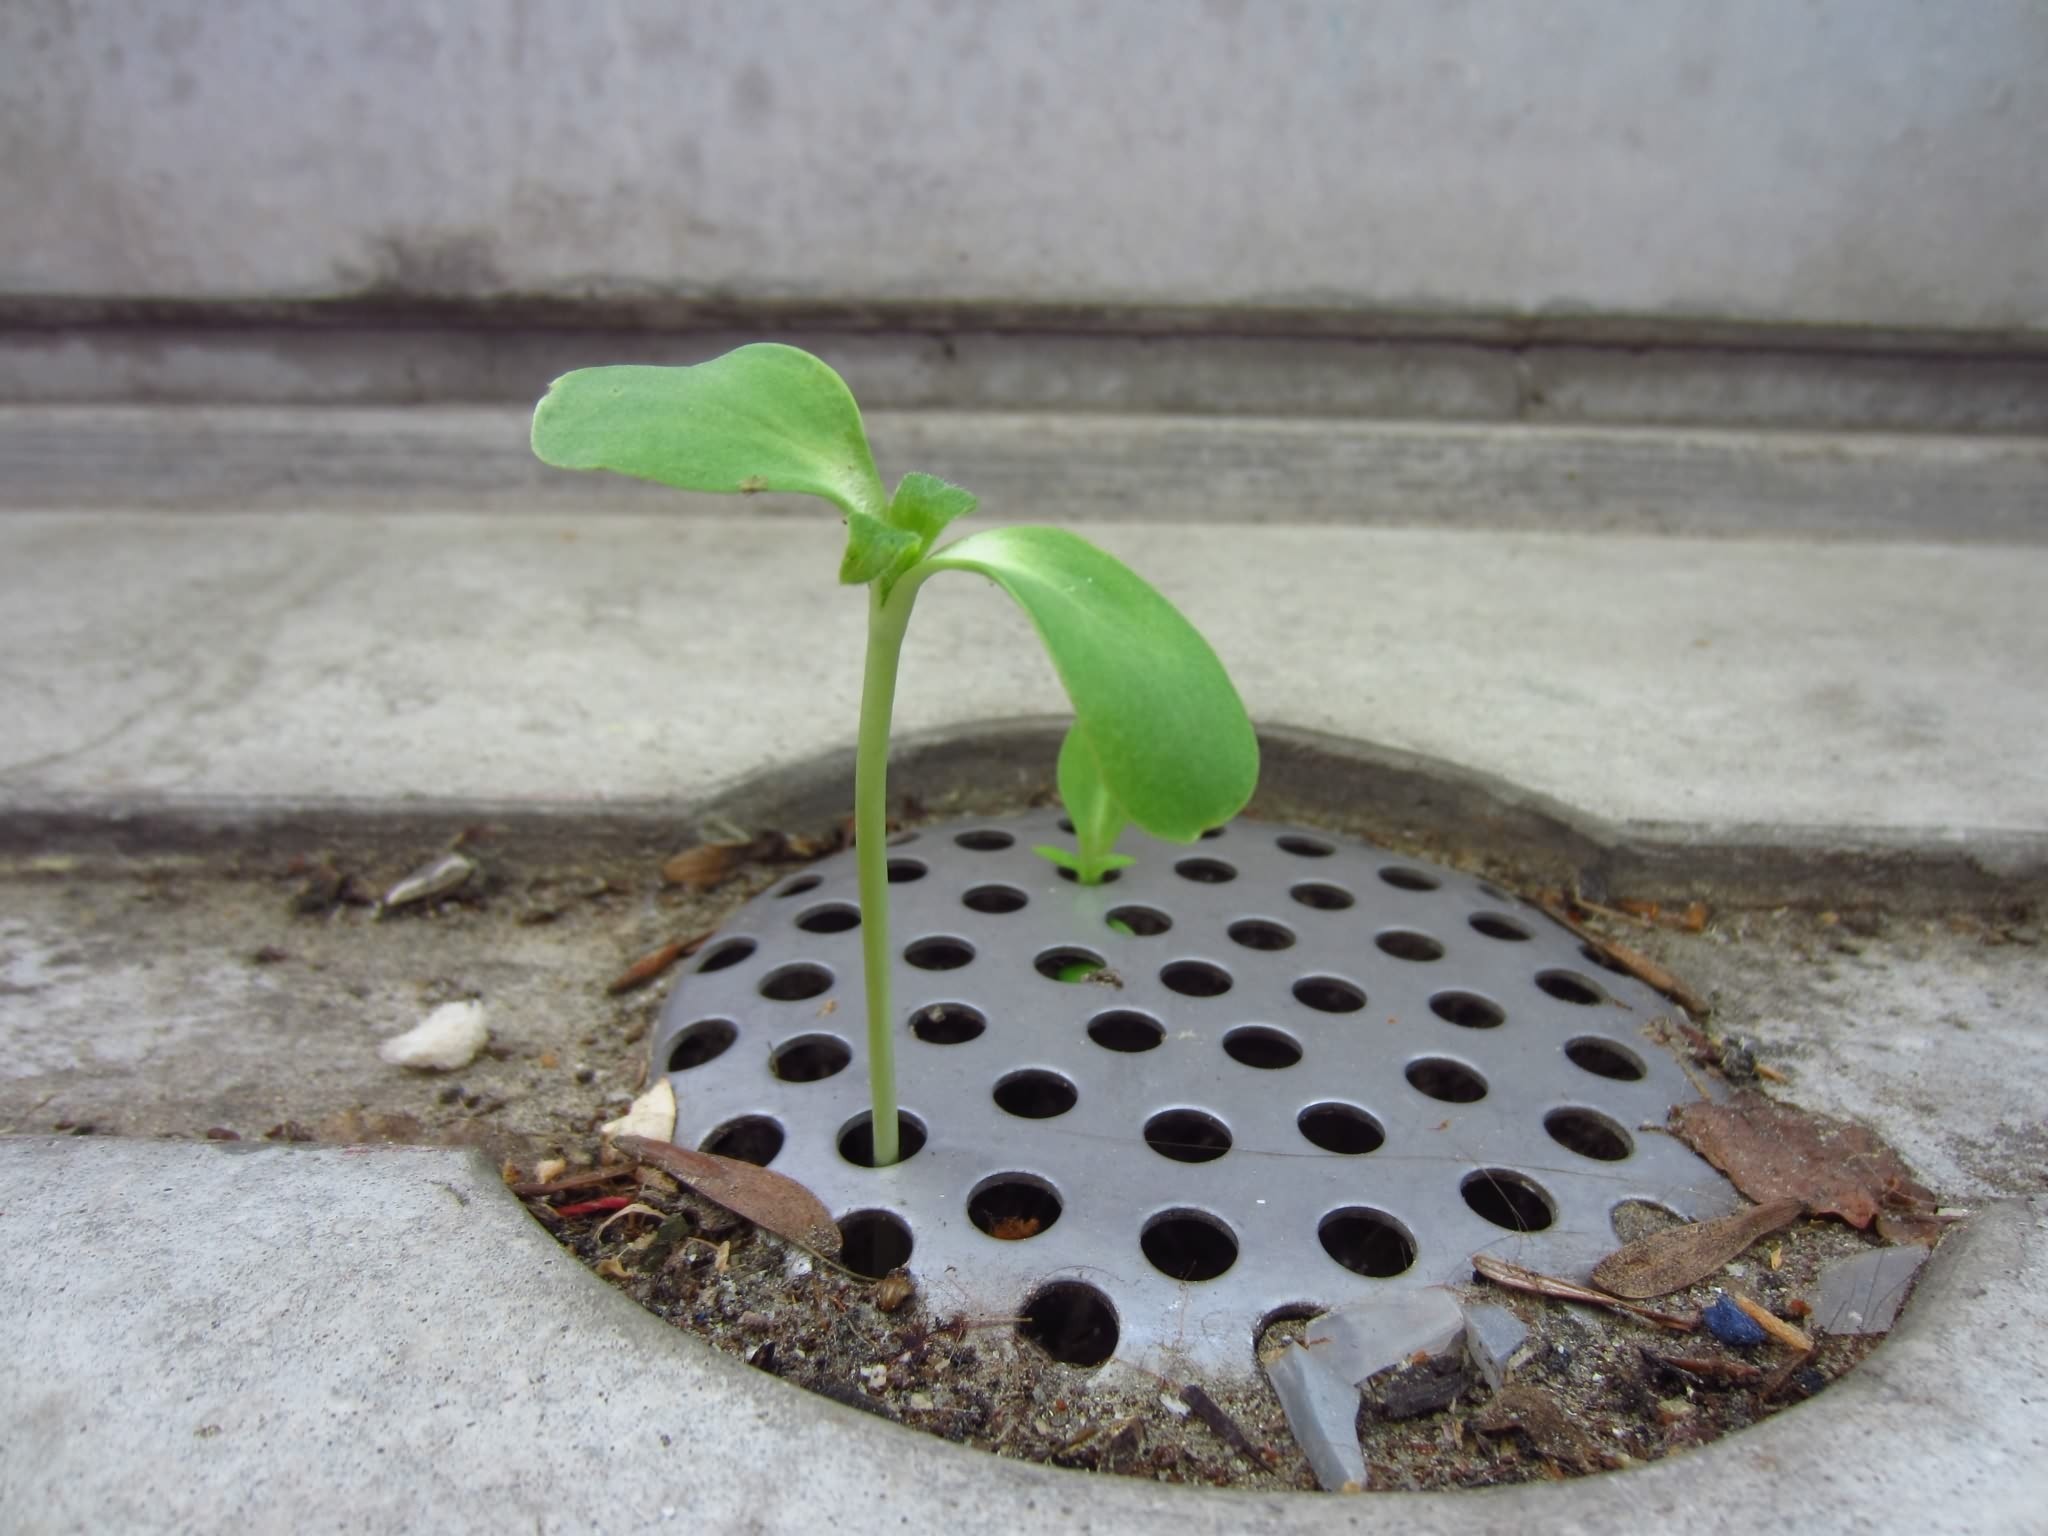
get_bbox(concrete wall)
[3,0,2045,334]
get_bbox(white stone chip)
[1264,1341,1369,1493]
[600,1078,677,1144]
[1460,1302,1530,1391]
[378,999,489,1071]
[1301,1287,1467,1387]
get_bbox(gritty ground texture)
[0,808,2028,1498]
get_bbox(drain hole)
[1565,1036,1646,1081]
[1579,941,1632,975]
[1319,1208,1416,1277]
[1142,1210,1239,1282]
[1227,918,1296,951]
[1545,1107,1634,1161]
[1277,835,1334,858]
[905,936,975,971]
[797,903,861,934]
[1057,816,1077,833]
[700,1116,783,1165]
[968,1175,1062,1240]
[1088,1010,1165,1052]
[697,938,755,973]
[886,858,927,884]
[1376,929,1445,962]
[1020,1282,1119,1367]
[837,1111,928,1167]
[1378,866,1440,892]
[838,1209,913,1279]
[1144,1108,1231,1163]
[1223,1025,1302,1069]
[1162,960,1232,997]
[1175,857,1237,884]
[1469,912,1531,942]
[1290,881,1355,911]
[1107,904,1172,936]
[772,875,820,900]
[1055,865,1121,884]
[1298,1102,1385,1154]
[993,1069,1078,1119]
[1293,975,1365,1013]
[1035,945,1106,981]
[1462,1169,1555,1231]
[1200,827,1226,839]
[1406,1057,1488,1102]
[954,828,1014,851]
[667,1019,737,1071]
[963,884,1028,914]
[910,1003,986,1044]
[1537,969,1606,1005]
[771,1034,850,1082]
[759,963,833,1001]
[1430,991,1505,1030]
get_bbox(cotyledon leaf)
[908,526,1258,842]
[531,344,889,523]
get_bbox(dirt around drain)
[524,1144,1899,1491]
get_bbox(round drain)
[650,810,1737,1374]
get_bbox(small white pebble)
[907,1392,935,1412]
[859,1364,889,1393]
[1159,1392,1190,1418]
[785,1254,814,1281]
[600,1078,676,1142]
[378,1000,488,1071]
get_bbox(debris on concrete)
[1670,1090,1940,1232]
[614,1132,841,1257]
[1592,1197,1805,1298]
[1459,1302,1529,1391]
[1701,1293,1766,1347]
[378,851,478,913]
[1469,1385,1606,1472]
[1471,1253,1697,1331]
[1179,1382,1269,1465]
[1262,1341,1368,1492]
[606,930,710,994]
[599,1078,676,1144]
[1810,1244,1932,1335]
[1727,1290,1814,1351]
[378,999,489,1071]
[1298,1288,1467,1385]
[1369,1353,1472,1420]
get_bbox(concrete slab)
[2,1137,2040,1534]
[2,509,2043,846]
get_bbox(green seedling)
[532,344,1257,1165]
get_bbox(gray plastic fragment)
[1304,1287,1467,1386]
[1811,1245,1931,1335]
[1460,1302,1529,1391]
[1264,1342,1369,1492]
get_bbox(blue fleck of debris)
[1702,1294,1766,1347]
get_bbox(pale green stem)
[854,581,918,1166]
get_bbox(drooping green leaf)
[888,473,978,543]
[531,345,888,522]
[838,511,922,586]
[910,527,1258,842]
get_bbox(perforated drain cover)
[652,811,1738,1376]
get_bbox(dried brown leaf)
[1470,1385,1604,1471]
[614,1133,842,1257]
[1669,1091,1938,1230]
[1470,1253,1697,1331]
[1591,1198,1804,1299]
[660,842,750,890]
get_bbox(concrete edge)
[8,1135,2036,1534]
[1,719,2041,915]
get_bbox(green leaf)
[888,473,978,543]
[838,512,922,586]
[911,527,1258,842]
[531,344,888,522]
[1042,721,1135,884]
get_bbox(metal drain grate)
[651,810,1738,1375]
